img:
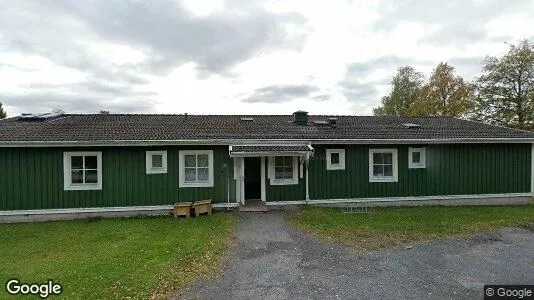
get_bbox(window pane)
[198,168,209,181]
[373,153,383,165]
[373,165,383,176]
[284,156,293,167]
[185,168,196,181]
[283,166,293,179]
[331,153,340,164]
[412,152,421,163]
[383,153,393,164]
[85,170,98,183]
[275,156,283,166]
[197,154,209,167]
[184,155,196,168]
[152,154,163,168]
[274,167,284,179]
[85,156,97,169]
[383,165,393,177]
[71,156,83,169]
[71,170,83,184]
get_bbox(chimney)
[293,110,308,126]
[328,117,337,128]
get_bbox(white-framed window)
[179,150,214,188]
[408,147,426,169]
[268,156,298,185]
[63,151,102,190]
[369,149,398,182]
[146,151,167,174]
[326,149,345,170]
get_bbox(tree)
[409,62,474,118]
[373,66,424,116]
[0,102,6,119]
[471,40,534,130]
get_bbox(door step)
[239,201,268,212]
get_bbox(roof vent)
[240,117,253,122]
[293,110,308,126]
[19,109,65,121]
[402,123,421,129]
[328,117,338,128]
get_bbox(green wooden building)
[1,110,533,221]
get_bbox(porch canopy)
[229,144,313,157]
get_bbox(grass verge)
[0,213,235,299]
[290,205,534,251]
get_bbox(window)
[275,156,293,180]
[146,151,167,174]
[369,149,398,182]
[326,149,345,170]
[179,150,214,187]
[63,152,102,190]
[409,147,426,169]
[269,156,298,185]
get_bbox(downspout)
[227,146,232,211]
[305,153,310,204]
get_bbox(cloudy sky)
[1,0,534,116]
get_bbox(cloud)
[0,0,309,114]
[2,92,156,114]
[43,0,308,76]
[241,84,321,103]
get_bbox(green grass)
[291,205,534,250]
[0,213,235,299]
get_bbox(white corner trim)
[268,155,299,185]
[178,150,214,188]
[408,147,426,169]
[63,151,103,191]
[531,143,534,195]
[326,149,346,170]
[369,148,398,183]
[145,150,168,174]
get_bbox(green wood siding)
[0,146,234,210]
[0,143,531,210]
[308,144,531,200]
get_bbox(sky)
[1,0,534,116]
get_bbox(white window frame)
[369,149,398,183]
[326,149,345,170]
[268,156,299,185]
[179,150,214,188]
[408,147,426,169]
[146,151,168,174]
[63,151,102,191]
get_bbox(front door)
[244,157,261,200]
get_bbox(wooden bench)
[173,202,193,218]
[192,200,212,217]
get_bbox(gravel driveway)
[174,210,534,300]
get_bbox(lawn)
[291,205,534,250]
[0,213,235,299]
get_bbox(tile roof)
[1,114,534,143]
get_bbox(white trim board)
[0,203,238,217]
[531,143,534,196]
[0,193,530,219]
[2,138,534,147]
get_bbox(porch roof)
[229,144,313,157]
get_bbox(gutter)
[2,138,534,147]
